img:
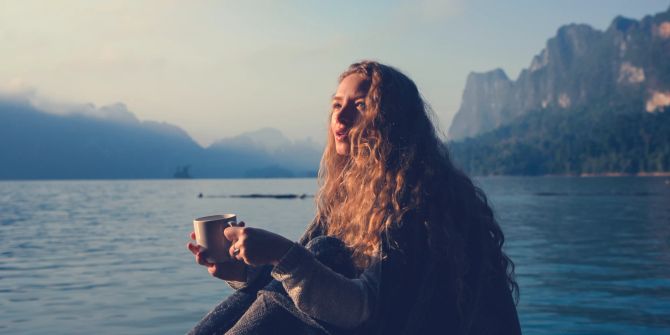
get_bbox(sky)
[1,0,669,146]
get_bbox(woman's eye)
[355,102,366,110]
[332,103,342,110]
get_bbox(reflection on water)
[477,176,670,334]
[0,177,669,334]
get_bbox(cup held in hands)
[193,214,238,263]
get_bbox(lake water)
[1,177,669,334]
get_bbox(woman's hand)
[187,231,246,282]
[224,225,294,266]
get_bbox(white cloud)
[0,82,138,124]
[0,78,36,97]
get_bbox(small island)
[173,165,192,179]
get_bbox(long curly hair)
[315,60,518,329]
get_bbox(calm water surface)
[1,177,669,334]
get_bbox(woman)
[187,61,521,334]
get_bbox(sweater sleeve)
[270,242,381,329]
[225,264,271,290]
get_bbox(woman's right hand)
[187,231,247,282]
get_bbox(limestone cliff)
[449,7,670,140]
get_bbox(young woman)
[187,61,521,334]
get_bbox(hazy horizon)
[2,0,668,146]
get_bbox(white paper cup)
[193,214,237,263]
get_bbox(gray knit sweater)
[226,242,381,329]
[226,220,522,335]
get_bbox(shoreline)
[578,172,670,177]
[1,172,670,182]
[476,172,670,178]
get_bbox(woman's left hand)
[224,224,294,267]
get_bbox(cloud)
[0,80,139,124]
[0,78,37,98]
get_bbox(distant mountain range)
[0,98,322,179]
[448,7,670,176]
[4,8,669,179]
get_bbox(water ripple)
[1,177,668,334]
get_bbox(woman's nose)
[336,103,356,125]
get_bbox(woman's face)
[331,74,370,156]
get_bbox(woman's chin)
[335,142,349,156]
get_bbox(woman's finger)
[196,251,214,266]
[195,251,205,265]
[229,241,239,259]
[187,242,199,255]
[189,243,212,266]
[229,241,246,262]
[190,231,196,240]
[187,242,205,265]
[224,226,250,243]
[208,264,223,278]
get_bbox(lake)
[1,177,669,334]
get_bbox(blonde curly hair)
[314,61,518,331]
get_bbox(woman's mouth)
[335,129,348,141]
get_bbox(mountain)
[197,129,322,178]
[448,7,670,140]
[211,127,293,153]
[447,7,670,176]
[207,128,322,177]
[0,98,322,179]
[448,102,670,176]
[0,99,203,179]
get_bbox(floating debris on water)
[534,191,659,196]
[198,193,312,199]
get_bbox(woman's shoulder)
[298,217,326,245]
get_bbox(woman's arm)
[223,264,272,290]
[214,224,388,328]
[270,242,381,329]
